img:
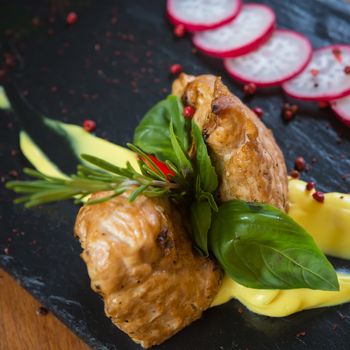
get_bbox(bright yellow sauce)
[212,273,350,317]
[0,87,10,109]
[20,120,138,179]
[288,179,350,259]
[3,81,350,318]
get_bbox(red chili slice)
[141,155,175,180]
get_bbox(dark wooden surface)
[0,268,89,350]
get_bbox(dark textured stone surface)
[0,0,350,349]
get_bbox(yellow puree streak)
[14,114,350,318]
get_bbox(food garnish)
[167,0,242,32]
[332,95,350,127]
[83,119,96,132]
[7,89,339,292]
[305,181,315,191]
[313,191,325,203]
[283,46,350,101]
[224,30,312,86]
[192,4,275,58]
[167,1,350,127]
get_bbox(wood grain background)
[0,268,89,350]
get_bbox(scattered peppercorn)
[243,83,256,96]
[282,103,299,121]
[318,101,330,109]
[4,52,16,68]
[32,17,40,27]
[290,170,300,179]
[169,63,182,75]
[332,47,342,62]
[295,156,306,171]
[283,110,294,121]
[344,66,350,75]
[36,306,49,316]
[0,69,6,79]
[83,119,96,132]
[66,12,78,25]
[313,191,325,203]
[305,181,315,191]
[174,24,186,38]
[252,107,264,118]
[183,105,195,118]
[9,170,18,178]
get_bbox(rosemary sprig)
[6,144,187,208]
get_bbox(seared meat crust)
[74,191,222,348]
[173,74,288,211]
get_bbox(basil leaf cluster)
[209,200,339,291]
[133,94,339,292]
[134,95,190,168]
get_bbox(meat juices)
[75,191,222,348]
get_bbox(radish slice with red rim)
[193,4,275,58]
[167,0,242,32]
[283,46,350,101]
[224,30,312,87]
[332,95,350,127]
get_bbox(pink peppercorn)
[183,106,195,119]
[169,64,182,75]
[313,191,325,203]
[305,182,315,191]
[83,119,96,132]
[295,156,306,171]
[252,107,264,118]
[174,24,186,38]
[66,12,78,25]
[243,83,256,96]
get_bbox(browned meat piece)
[172,73,288,212]
[74,191,222,348]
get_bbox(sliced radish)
[192,4,275,58]
[224,30,312,87]
[167,0,242,32]
[283,46,350,101]
[332,95,350,127]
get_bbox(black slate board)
[1,0,350,349]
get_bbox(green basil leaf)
[209,200,339,291]
[192,121,218,193]
[133,95,189,166]
[191,200,212,256]
[198,191,218,212]
[169,121,193,178]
